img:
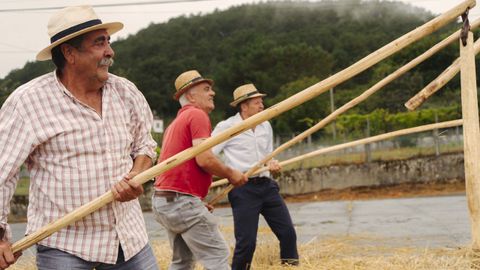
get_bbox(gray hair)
[179,92,190,107]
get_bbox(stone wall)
[207,152,465,202]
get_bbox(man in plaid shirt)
[0,6,158,270]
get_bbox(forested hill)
[0,0,465,135]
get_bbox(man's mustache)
[98,58,114,67]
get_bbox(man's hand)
[267,159,282,174]
[111,171,144,202]
[228,169,248,187]
[204,203,214,213]
[0,240,21,270]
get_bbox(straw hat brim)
[173,78,214,100]
[230,93,266,107]
[36,22,124,61]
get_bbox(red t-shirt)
[154,104,212,198]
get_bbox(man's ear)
[185,89,194,103]
[61,43,76,64]
[239,101,247,112]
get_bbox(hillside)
[0,0,465,135]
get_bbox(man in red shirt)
[153,70,247,270]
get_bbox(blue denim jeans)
[152,194,230,270]
[36,244,158,270]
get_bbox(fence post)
[330,87,337,141]
[460,31,480,262]
[434,111,440,156]
[365,116,372,163]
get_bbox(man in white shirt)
[212,84,299,269]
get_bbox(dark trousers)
[228,177,299,270]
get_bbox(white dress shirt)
[212,113,272,177]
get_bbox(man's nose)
[105,43,115,58]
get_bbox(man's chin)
[98,70,110,81]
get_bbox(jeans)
[36,244,158,270]
[228,178,299,270]
[152,194,230,270]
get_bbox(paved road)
[145,194,470,247]
[11,195,471,263]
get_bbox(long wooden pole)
[11,0,474,253]
[208,9,477,205]
[460,32,480,254]
[209,18,479,190]
[405,37,480,111]
[210,119,463,188]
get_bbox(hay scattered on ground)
[151,233,471,270]
[8,233,472,270]
[7,181,470,270]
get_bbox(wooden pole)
[405,37,480,111]
[11,0,475,253]
[210,119,463,188]
[460,32,480,257]
[208,2,476,205]
[209,21,479,189]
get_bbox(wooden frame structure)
[10,0,477,257]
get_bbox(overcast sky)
[0,0,478,79]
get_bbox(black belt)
[154,190,189,202]
[248,176,271,184]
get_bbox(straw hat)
[173,70,214,100]
[230,84,266,107]
[36,5,124,61]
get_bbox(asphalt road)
[10,194,471,264]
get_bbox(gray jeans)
[152,194,230,270]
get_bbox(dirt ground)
[282,179,466,203]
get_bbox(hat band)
[178,76,204,91]
[235,90,260,101]
[50,19,102,43]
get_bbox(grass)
[15,177,30,196]
[282,144,463,171]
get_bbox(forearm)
[0,175,19,242]
[196,151,234,179]
[130,155,154,174]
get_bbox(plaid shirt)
[0,71,157,263]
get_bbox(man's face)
[187,82,215,113]
[72,29,114,84]
[241,96,264,118]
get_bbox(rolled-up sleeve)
[128,86,157,161]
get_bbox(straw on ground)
[9,226,472,270]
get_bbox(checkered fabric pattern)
[0,71,156,263]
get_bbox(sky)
[0,0,478,79]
